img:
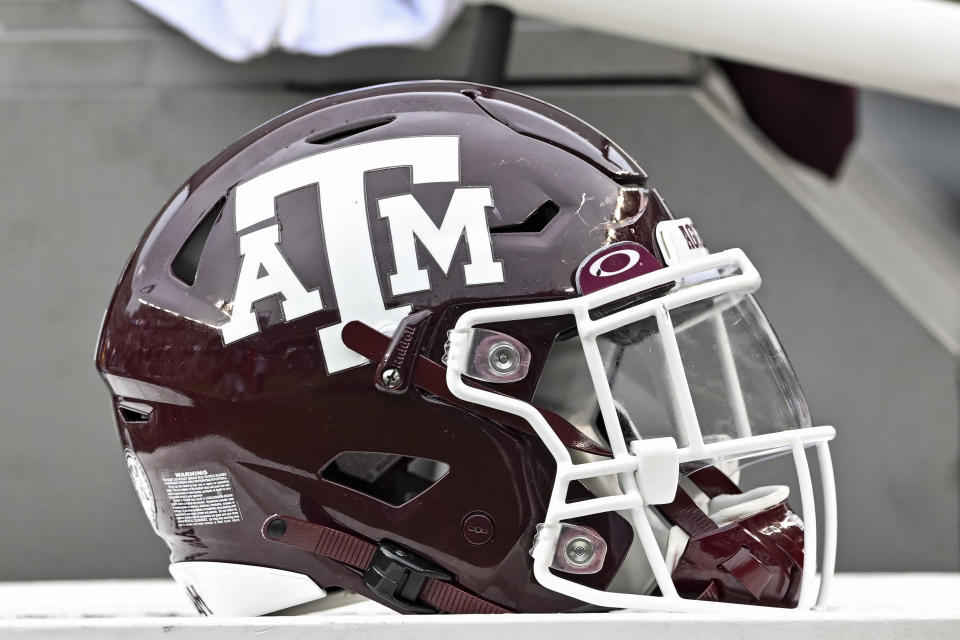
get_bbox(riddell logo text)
[219,137,504,373]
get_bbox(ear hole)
[320,451,449,507]
[305,116,396,145]
[171,197,224,286]
[490,200,560,234]
[118,401,153,423]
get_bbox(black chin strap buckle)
[363,540,452,613]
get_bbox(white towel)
[131,0,463,62]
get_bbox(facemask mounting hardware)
[564,536,596,568]
[381,368,402,389]
[535,523,608,575]
[457,329,532,383]
[371,309,433,395]
[488,341,521,376]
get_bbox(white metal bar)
[712,312,752,438]
[815,442,838,610]
[552,494,638,520]
[582,271,759,339]
[653,305,705,450]
[623,503,683,600]
[557,458,638,482]
[792,440,818,610]
[677,426,835,463]
[448,250,756,331]
[577,327,631,457]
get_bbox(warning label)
[162,469,242,527]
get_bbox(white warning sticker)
[162,469,242,527]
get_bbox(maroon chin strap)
[262,515,510,614]
[341,320,612,457]
[655,466,805,607]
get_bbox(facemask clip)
[458,329,531,384]
[630,437,679,505]
[532,523,607,575]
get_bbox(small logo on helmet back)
[461,511,495,546]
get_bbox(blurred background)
[0,0,957,581]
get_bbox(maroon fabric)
[686,466,742,498]
[718,60,857,178]
[671,501,805,607]
[697,580,722,601]
[264,515,377,569]
[656,487,718,538]
[657,467,806,607]
[720,547,774,600]
[538,408,614,458]
[421,578,510,614]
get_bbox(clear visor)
[541,292,812,459]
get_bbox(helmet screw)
[266,518,287,540]
[487,342,520,376]
[564,536,596,567]
[381,367,402,389]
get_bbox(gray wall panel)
[0,91,313,580]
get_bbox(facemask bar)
[446,249,837,612]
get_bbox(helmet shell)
[96,81,675,613]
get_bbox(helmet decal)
[221,136,503,373]
[575,241,662,295]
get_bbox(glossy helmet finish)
[96,81,836,616]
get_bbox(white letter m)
[378,187,504,296]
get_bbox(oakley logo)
[576,241,662,295]
[589,248,642,278]
[220,137,504,373]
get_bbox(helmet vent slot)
[490,200,560,234]
[117,401,153,423]
[305,116,397,146]
[171,197,224,286]
[320,451,449,507]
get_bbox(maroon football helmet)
[96,81,836,615]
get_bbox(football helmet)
[96,81,836,615]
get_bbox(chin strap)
[654,466,804,607]
[656,466,743,536]
[341,320,612,457]
[262,515,510,614]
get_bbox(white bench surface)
[0,573,957,639]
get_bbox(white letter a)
[221,224,323,344]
